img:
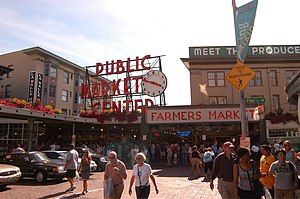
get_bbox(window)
[286,70,297,84]
[62,90,68,102]
[7,65,13,78]
[208,72,225,87]
[272,94,280,111]
[269,70,278,86]
[50,65,57,78]
[269,128,298,138]
[49,85,56,97]
[63,71,69,84]
[209,96,227,104]
[5,84,11,98]
[249,71,262,86]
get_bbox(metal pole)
[232,0,248,138]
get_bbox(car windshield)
[29,152,50,161]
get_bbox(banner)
[235,0,258,62]
[28,71,36,103]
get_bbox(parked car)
[60,147,108,171]
[42,150,98,172]
[0,164,22,187]
[0,152,65,183]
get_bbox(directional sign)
[245,97,265,104]
[226,61,256,91]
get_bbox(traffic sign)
[226,61,256,91]
[245,97,265,104]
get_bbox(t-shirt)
[132,163,152,187]
[269,160,295,190]
[66,149,79,170]
[259,154,276,189]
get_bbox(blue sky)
[0,0,300,106]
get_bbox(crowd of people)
[208,140,299,199]
[4,138,300,199]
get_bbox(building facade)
[181,45,300,148]
[0,46,109,115]
[0,47,111,148]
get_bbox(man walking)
[64,144,79,192]
[210,141,235,199]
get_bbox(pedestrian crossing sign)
[226,61,256,91]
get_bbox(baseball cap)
[223,141,234,148]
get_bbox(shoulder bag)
[247,160,265,198]
[288,161,300,189]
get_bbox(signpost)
[231,0,258,139]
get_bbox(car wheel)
[35,171,47,183]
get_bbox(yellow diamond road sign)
[226,61,256,91]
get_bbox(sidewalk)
[0,163,222,199]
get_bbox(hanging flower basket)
[80,109,141,123]
[264,111,298,124]
[0,98,61,115]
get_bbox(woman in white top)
[129,152,159,199]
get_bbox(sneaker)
[65,187,72,192]
[70,186,76,191]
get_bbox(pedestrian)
[181,143,188,164]
[14,144,25,152]
[233,147,262,199]
[210,141,235,199]
[130,145,139,168]
[64,144,79,192]
[78,149,91,195]
[203,147,214,180]
[259,144,276,198]
[250,143,262,166]
[269,149,298,199]
[104,151,127,199]
[283,140,298,164]
[166,144,173,167]
[128,152,159,199]
[188,145,201,180]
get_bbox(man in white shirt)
[64,144,79,192]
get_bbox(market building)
[0,45,299,152]
[180,44,300,149]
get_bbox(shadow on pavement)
[0,186,12,192]
[37,191,69,199]
[13,178,67,186]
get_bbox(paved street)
[0,164,221,199]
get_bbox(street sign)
[245,97,265,104]
[226,61,256,91]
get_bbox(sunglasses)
[136,157,142,160]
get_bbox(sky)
[0,0,300,106]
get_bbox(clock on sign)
[142,70,167,97]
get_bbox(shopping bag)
[74,170,80,182]
[264,187,272,199]
[104,178,115,198]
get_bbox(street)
[0,164,221,199]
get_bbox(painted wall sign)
[146,107,259,124]
[189,45,300,58]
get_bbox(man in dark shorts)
[64,144,79,192]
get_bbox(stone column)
[27,118,35,151]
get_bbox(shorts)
[66,169,76,178]
[191,158,200,166]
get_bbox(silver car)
[42,151,97,172]
[0,164,22,187]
